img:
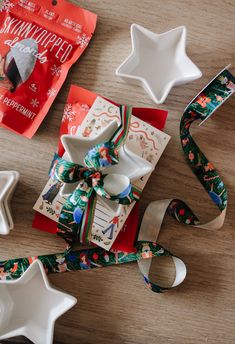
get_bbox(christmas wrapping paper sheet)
[34,94,170,250]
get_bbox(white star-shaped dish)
[116,24,202,104]
[60,120,153,212]
[0,171,20,235]
[0,260,77,344]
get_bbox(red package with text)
[0,0,97,138]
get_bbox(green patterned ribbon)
[0,242,179,293]
[0,68,234,294]
[165,68,234,226]
[51,105,141,247]
[135,67,235,293]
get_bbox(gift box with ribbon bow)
[33,85,170,251]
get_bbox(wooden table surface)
[0,0,235,343]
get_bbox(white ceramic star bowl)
[59,121,153,213]
[116,24,202,104]
[0,260,77,344]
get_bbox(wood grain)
[0,0,235,343]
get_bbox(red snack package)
[0,0,97,138]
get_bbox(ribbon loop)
[136,241,187,293]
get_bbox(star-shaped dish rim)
[0,171,20,235]
[0,260,77,344]
[116,24,202,104]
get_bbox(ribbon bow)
[51,105,141,247]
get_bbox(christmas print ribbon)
[163,67,234,229]
[0,67,234,294]
[130,67,235,292]
[51,105,141,248]
[0,236,185,293]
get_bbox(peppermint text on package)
[0,95,36,120]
